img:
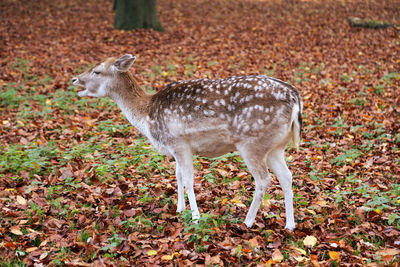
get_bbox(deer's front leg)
[175,162,185,213]
[173,148,200,222]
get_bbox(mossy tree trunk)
[114,0,164,31]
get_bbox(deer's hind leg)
[267,148,295,231]
[236,144,272,228]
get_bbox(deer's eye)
[93,71,101,75]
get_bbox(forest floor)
[0,0,399,266]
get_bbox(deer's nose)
[72,77,78,84]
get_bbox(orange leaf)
[328,251,340,262]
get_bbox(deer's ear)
[113,54,136,72]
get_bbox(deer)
[72,54,302,231]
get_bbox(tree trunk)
[347,17,395,29]
[114,0,164,31]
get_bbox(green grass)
[0,141,60,176]
[0,259,27,267]
[0,87,20,108]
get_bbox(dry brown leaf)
[272,249,284,263]
[16,195,27,205]
[376,248,400,256]
[26,247,38,252]
[10,226,23,236]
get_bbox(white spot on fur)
[245,95,253,101]
[275,105,284,119]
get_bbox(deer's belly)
[193,142,236,158]
[186,131,236,158]
[164,119,238,157]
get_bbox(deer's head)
[72,54,136,97]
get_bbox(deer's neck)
[110,74,152,137]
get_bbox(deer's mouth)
[77,89,89,97]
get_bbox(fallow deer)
[72,54,302,230]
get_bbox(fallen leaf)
[272,249,284,263]
[376,248,400,256]
[215,168,228,177]
[315,200,327,207]
[261,198,271,208]
[221,198,228,205]
[329,251,340,262]
[230,198,246,208]
[40,252,48,260]
[306,209,316,215]
[124,209,136,217]
[147,250,157,256]
[248,237,259,248]
[4,242,17,249]
[291,246,307,255]
[26,247,38,252]
[310,254,320,267]
[161,254,174,261]
[10,226,23,236]
[205,254,222,265]
[294,255,306,262]
[303,235,318,248]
